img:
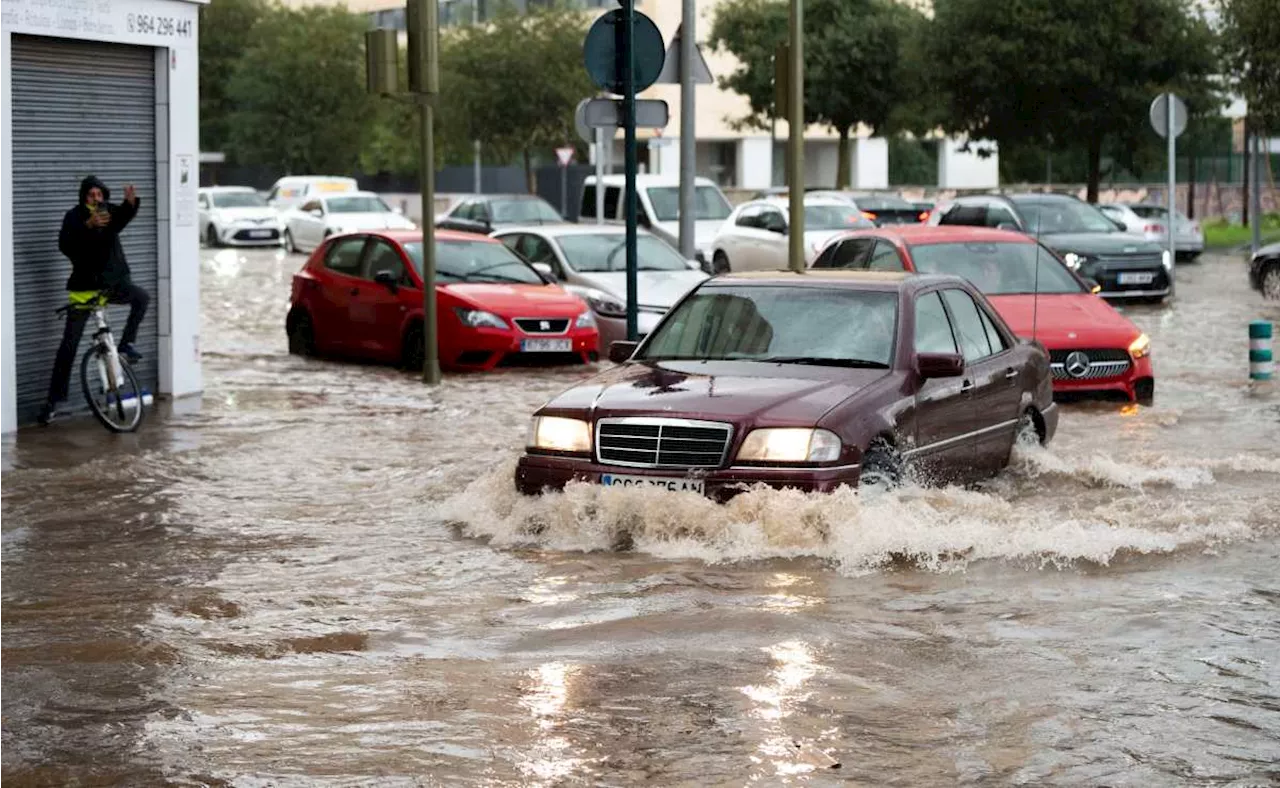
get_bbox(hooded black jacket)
[58,176,141,291]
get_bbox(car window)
[813,238,875,269]
[301,200,322,214]
[327,195,391,214]
[758,208,786,233]
[986,203,1020,230]
[214,191,268,208]
[580,185,597,219]
[1129,205,1166,219]
[361,239,411,286]
[1014,199,1118,233]
[198,194,209,209]
[520,234,557,265]
[402,239,545,285]
[646,185,733,222]
[735,206,761,228]
[908,241,1085,295]
[558,233,688,272]
[914,292,958,355]
[324,236,367,276]
[498,233,523,254]
[942,289,993,362]
[604,187,622,219]
[867,240,904,271]
[978,304,1008,354]
[939,203,988,226]
[490,198,560,224]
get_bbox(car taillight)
[861,211,878,222]
[918,211,930,222]
[1144,223,1165,234]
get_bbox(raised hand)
[124,185,138,204]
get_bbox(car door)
[349,237,413,359]
[909,290,975,482]
[756,207,789,269]
[311,235,370,351]
[940,288,1023,474]
[295,199,326,250]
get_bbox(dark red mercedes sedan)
[515,271,1058,499]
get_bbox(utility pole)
[623,0,639,340]
[677,0,696,260]
[786,0,804,272]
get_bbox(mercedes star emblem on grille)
[1064,351,1091,378]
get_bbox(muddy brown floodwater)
[3,247,1279,786]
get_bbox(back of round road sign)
[583,9,666,95]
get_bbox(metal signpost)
[787,0,804,272]
[555,146,575,217]
[656,23,714,259]
[1149,92,1186,299]
[582,3,668,340]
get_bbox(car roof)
[585,174,718,187]
[365,229,500,244]
[319,190,380,200]
[713,270,965,293]
[1005,192,1081,203]
[757,196,857,209]
[200,185,256,192]
[457,193,550,201]
[846,225,1036,245]
[274,175,358,183]
[493,224,653,238]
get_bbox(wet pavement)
[3,247,1279,786]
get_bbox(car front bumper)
[1051,354,1154,402]
[447,328,599,371]
[515,454,863,501]
[216,224,285,246]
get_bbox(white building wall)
[938,137,1000,189]
[737,138,772,190]
[853,138,890,189]
[1,0,204,433]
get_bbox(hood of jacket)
[79,176,110,206]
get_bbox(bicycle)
[55,291,146,432]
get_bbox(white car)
[1099,202,1204,260]
[709,196,876,273]
[578,174,733,267]
[198,186,285,247]
[266,175,359,213]
[493,224,707,348]
[282,192,416,253]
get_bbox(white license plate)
[1117,272,1155,285]
[521,338,572,352]
[248,230,274,238]
[600,473,705,494]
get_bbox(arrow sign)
[655,24,713,85]
[555,146,575,167]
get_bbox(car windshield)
[1129,205,1167,219]
[327,196,391,214]
[909,242,1085,295]
[850,194,914,211]
[557,234,689,272]
[1014,199,1117,234]
[646,186,733,222]
[640,285,897,367]
[403,240,545,285]
[490,198,562,224]
[800,204,875,230]
[212,192,266,208]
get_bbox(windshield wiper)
[755,356,890,368]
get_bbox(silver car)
[493,225,707,350]
[1100,202,1204,260]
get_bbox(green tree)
[1217,0,1280,132]
[226,5,374,173]
[708,0,920,187]
[198,0,265,154]
[926,0,1221,202]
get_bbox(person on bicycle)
[38,176,148,425]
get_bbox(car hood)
[655,219,726,251]
[326,212,413,230]
[1039,232,1163,256]
[445,283,587,317]
[213,206,279,222]
[573,270,708,309]
[541,360,888,424]
[987,293,1141,349]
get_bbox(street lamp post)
[787,0,804,272]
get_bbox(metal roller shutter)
[11,35,159,425]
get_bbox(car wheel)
[1135,377,1155,407]
[401,323,424,372]
[206,225,220,248]
[1015,410,1042,448]
[712,251,731,274]
[286,309,315,356]
[1263,263,1280,301]
[284,229,298,254]
[860,440,903,488]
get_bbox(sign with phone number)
[126,12,190,36]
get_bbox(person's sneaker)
[37,401,65,426]
[117,343,142,364]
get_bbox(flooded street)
[4,247,1279,785]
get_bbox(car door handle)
[961,379,974,391]
[1004,368,1018,380]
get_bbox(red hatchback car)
[811,226,1155,404]
[287,230,599,370]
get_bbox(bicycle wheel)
[80,346,145,432]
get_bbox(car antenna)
[1032,198,1041,343]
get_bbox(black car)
[927,193,1171,300]
[809,190,926,226]
[1250,241,1280,300]
[435,194,568,234]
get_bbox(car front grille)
[596,418,733,469]
[514,318,569,334]
[232,228,279,241]
[1049,348,1132,381]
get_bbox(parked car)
[812,225,1155,404]
[515,270,1057,499]
[493,225,707,349]
[198,186,285,247]
[435,194,567,234]
[709,196,875,273]
[928,193,1171,300]
[266,176,359,213]
[808,190,928,225]
[282,192,416,253]
[1250,241,1280,300]
[579,174,734,266]
[1100,203,1204,261]
[286,230,599,371]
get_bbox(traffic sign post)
[556,146,574,218]
[1150,93,1185,298]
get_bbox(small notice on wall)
[175,154,195,227]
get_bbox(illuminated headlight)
[1161,250,1172,270]
[1128,333,1151,359]
[528,416,592,453]
[736,428,842,463]
[1062,252,1086,271]
[575,310,597,329]
[454,307,508,329]
[565,285,626,318]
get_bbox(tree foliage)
[197,0,265,153]
[226,6,374,173]
[926,0,1221,201]
[1217,0,1280,132]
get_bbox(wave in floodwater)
[436,445,1278,574]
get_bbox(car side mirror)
[532,262,556,279]
[609,340,639,364]
[765,219,788,235]
[373,270,400,292]
[916,352,965,379]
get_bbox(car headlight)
[1062,252,1086,271]
[736,428,842,463]
[454,308,508,329]
[1128,333,1151,359]
[565,285,627,318]
[528,416,592,453]
[575,310,597,329]
[1161,250,1172,270]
